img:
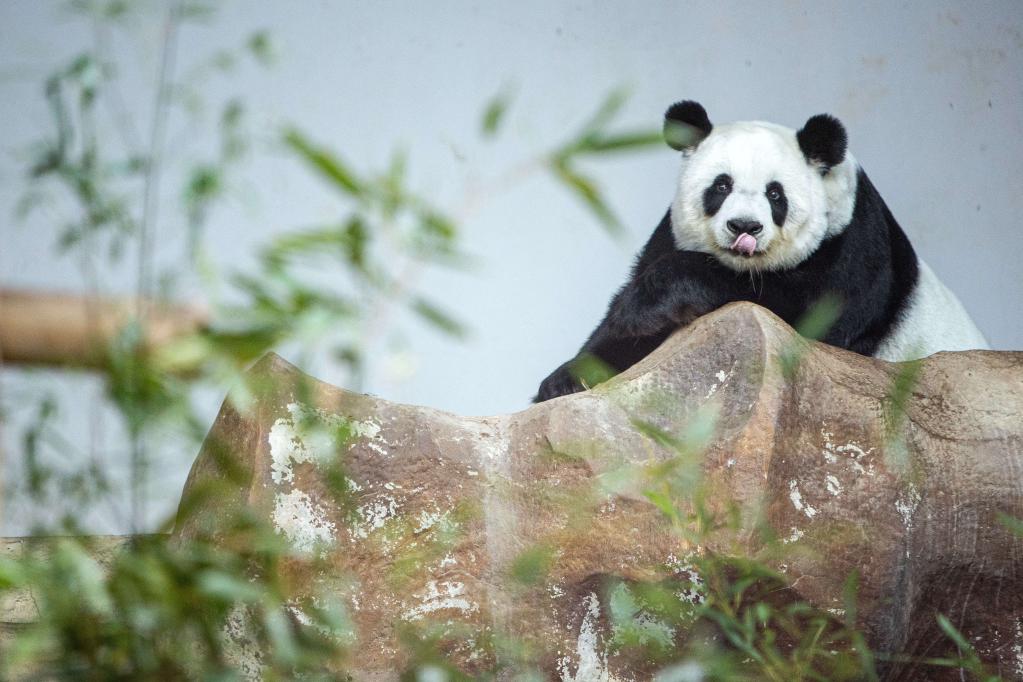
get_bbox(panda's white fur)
[874,260,989,360]
[535,102,989,402]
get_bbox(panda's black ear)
[664,100,712,151]
[797,114,847,170]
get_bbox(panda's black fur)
[534,103,922,403]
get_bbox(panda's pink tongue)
[731,232,757,256]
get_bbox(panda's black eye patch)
[765,180,788,227]
[703,173,732,216]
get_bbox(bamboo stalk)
[0,289,207,370]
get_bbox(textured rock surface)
[174,302,1023,680]
[0,536,136,650]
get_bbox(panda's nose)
[727,219,763,236]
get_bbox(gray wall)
[2,1,1021,534]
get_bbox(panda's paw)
[533,362,586,403]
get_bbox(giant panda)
[534,100,989,402]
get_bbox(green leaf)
[570,129,663,155]
[754,602,771,624]
[381,148,408,217]
[631,407,718,457]
[509,545,555,585]
[550,159,622,237]
[580,88,629,136]
[935,614,966,648]
[263,607,299,666]
[268,220,369,267]
[342,217,369,270]
[630,419,683,451]
[997,512,1023,537]
[197,570,264,603]
[54,539,113,616]
[181,1,217,20]
[569,353,616,389]
[184,165,222,207]
[410,298,467,339]
[794,293,843,341]
[283,129,363,196]
[481,91,511,137]
[14,188,51,220]
[211,50,236,72]
[884,357,923,471]
[68,0,132,19]
[0,557,26,588]
[221,98,244,129]
[418,211,458,244]
[247,30,277,66]
[642,489,680,523]
[608,581,639,624]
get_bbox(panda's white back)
[874,260,990,361]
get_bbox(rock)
[174,302,1023,680]
[0,536,137,660]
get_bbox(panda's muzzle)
[726,219,761,256]
[726,218,763,236]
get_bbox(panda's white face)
[670,121,858,272]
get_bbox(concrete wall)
[2,1,1021,534]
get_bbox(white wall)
[2,1,1021,533]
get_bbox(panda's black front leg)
[534,251,736,402]
[534,289,671,403]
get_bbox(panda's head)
[665,100,859,272]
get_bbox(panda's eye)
[708,174,732,199]
[767,189,781,201]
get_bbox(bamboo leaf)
[630,419,683,451]
[580,87,628,136]
[410,297,467,339]
[247,30,277,66]
[795,293,843,341]
[509,545,554,585]
[283,129,363,196]
[419,211,457,243]
[569,353,616,389]
[550,159,622,237]
[936,613,971,652]
[997,512,1023,537]
[196,570,264,602]
[481,90,511,137]
[643,489,681,523]
[568,129,663,156]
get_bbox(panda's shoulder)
[875,260,990,360]
[632,209,681,276]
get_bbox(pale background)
[2,1,1021,534]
